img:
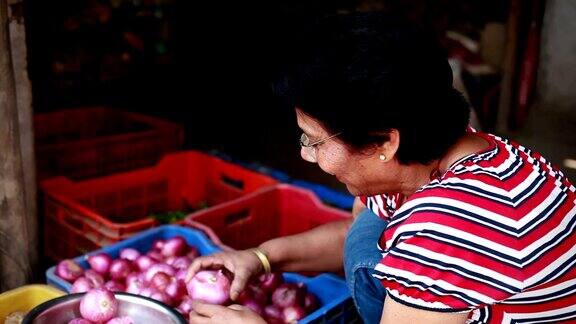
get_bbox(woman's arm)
[259,217,353,273]
[380,297,469,324]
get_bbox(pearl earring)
[379,154,386,161]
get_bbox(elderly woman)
[186,13,576,324]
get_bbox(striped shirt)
[361,131,576,323]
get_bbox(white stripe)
[374,194,388,217]
[524,241,576,287]
[386,288,454,310]
[395,244,523,289]
[387,202,575,263]
[392,190,565,232]
[505,278,576,303]
[374,263,494,304]
[501,304,576,323]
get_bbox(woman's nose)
[301,146,317,163]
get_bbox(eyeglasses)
[299,132,341,162]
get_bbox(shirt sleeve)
[373,208,524,313]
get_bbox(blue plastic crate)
[46,225,221,292]
[46,225,359,323]
[291,180,355,211]
[284,273,360,324]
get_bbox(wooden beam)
[0,0,36,292]
[496,0,522,133]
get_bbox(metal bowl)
[23,292,187,324]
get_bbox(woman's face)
[296,108,394,196]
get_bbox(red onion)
[187,270,231,305]
[105,280,126,292]
[119,248,140,262]
[56,259,84,282]
[106,316,134,324]
[87,253,113,275]
[152,239,165,251]
[176,296,194,315]
[304,292,319,313]
[258,272,283,292]
[249,286,268,305]
[271,283,304,308]
[161,236,188,257]
[134,255,156,272]
[124,273,140,287]
[264,305,282,321]
[68,318,93,324]
[282,305,306,322]
[147,251,163,262]
[150,272,171,291]
[174,269,188,281]
[71,277,93,293]
[145,264,175,283]
[79,288,119,323]
[165,256,177,266]
[125,278,145,295]
[240,299,264,316]
[140,287,172,305]
[109,259,132,280]
[186,248,199,260]
[165,279,187,303]
[84,270,105,288]
[171,257,192,270]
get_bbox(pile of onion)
[55,236,320,322]
[236,273,319,323]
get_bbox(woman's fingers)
[186,255,224,282]
[229,269,251,301]
[192,301,228,317]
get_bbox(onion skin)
[271,283,304,309]
[134,255,156,272]
[304,292,319,313]
[104,280,126,292]
[187,270,231,305]
[87,253,113,275]
[83,270,105,288]
[109,259,132,280]
[282,305,307,323]
[56,260,84,282]
[152,239,165,251]
[258,272,283,293]
[263,305,283,321]
[79,288,119,323]
[145,264,175,283]
[161,236,188,257]
[119,248,140,262]
[176,296,194,315]
[165,279,187,304]
[71,277,93,293]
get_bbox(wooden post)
[496,0,521,133]
[0,0,37,292]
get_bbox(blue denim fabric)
[344,208,388,323]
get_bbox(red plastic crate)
[40,151,277,260]
[185,184,352,250]
[35,107,184,180]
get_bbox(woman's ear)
[378,129,400,162]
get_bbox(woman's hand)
[188,301,267,324]
[185,249,264,300]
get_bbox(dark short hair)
[275,12,470,165]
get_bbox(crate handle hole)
[224,209,250,225]
[221,175,244,190]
